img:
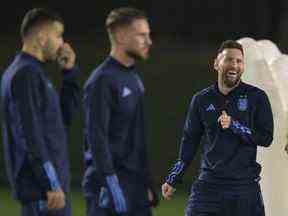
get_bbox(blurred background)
[0,0,287,214]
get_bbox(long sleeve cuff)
[105,174,127,214]
[165,160,186,187]
[229,119,253,145]
[43,161,61,191]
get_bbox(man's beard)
[126,49,149,61]
[222,72,241,88]
[42,41,58,62]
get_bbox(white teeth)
[226,71,237,80]
[228,70,237,75]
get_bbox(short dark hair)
[21,8,63,40]
[106,7,147,34]
[217,40,244,56]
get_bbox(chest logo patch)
[122,86,132,97]
[47,82,53,89]
[206,104,216,112]
[238,97,248,111]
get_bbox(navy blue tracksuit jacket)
[82,56,152,195]
[166,82,274,186]
[1,52,80,203]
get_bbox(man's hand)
[148,188,154,202]
[161,182,175,200]
[218,110,231,129]
[148,188,159,207]
[46,189,65,210]
[57,43,76,69]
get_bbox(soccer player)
[82,7,158,216]
[162,40,274,216]
[1,8,80,216]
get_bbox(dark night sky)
[0,0,284,44]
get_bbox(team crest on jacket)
[237,96,248,111]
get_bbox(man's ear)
[36,29,47,47]
[114,29,127,45]
[214,57,219,71]
[115,26,131,45]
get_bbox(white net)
[238,37,288,216]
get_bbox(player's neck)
[22,42,45,62]
[218,80,240,95]
[110,47,135,68]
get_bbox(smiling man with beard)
[162,40,274,216]
[82,7,158,216]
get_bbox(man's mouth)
[226,70,238,79]
[143,47,149,52]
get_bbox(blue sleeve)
[60,66,81,126]
[105,174,127,214]
[13,68,61,192]
[87,76,115,176]
[166,95,204,186]
[229,91,273,147]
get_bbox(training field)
[0,187,188,215]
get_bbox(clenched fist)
[47,189,65,210]
[161,182,175,200]
[57,43,76,69]
[218,110,231,129]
